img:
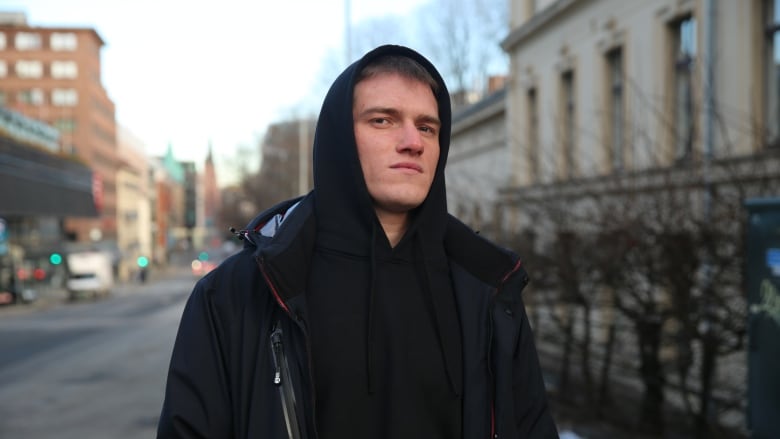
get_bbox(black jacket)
[157,195,558,438]
[158,44,558,439]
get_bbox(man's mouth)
[390,162,423,172]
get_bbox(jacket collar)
[444,215,528,293]
[245,193,529,313]
[248,193,318,311]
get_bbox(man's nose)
[397,122,423,155]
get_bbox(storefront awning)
[0,136,98,217]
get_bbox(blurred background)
[1,0,779,438]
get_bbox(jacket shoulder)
[237,194,312,249]
[444,215,524,289]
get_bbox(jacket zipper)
[260,256,319,439]
[271,325,302,439]
[487,295,497,439]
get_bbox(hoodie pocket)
[271,324,302,439]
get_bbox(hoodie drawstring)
[414,236,461,398]
[366,223,378,394]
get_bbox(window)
[672,16,696,161]
[15,32,41,50]
[0,61,6,77]
[51,61,78,79]
[17,89,44,105]
[15,60,43,78]
[561,70,576,178]
[527,87,539,181]
[607,48,624,170]
[0,91,6,106]
[0,33,6,50]
[766,0,780,146]
[50,33,77,51]
[54,118,77,133]
[52,88,78,106]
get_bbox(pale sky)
[2,0,429,184]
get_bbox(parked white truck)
[65,250,114,300]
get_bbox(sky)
[2,0,429,185]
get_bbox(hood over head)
[312,44,451,253]
[307,45,463,401]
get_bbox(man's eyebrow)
[358,107,441,126]
[357,106,400,119]
[417,114,441,127]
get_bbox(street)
[0,268,196,439]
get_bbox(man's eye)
[419,126,436,135]
[371,117,390,125]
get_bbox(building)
[149,158,172,266]
[202,143,220,228]
[0,12,118,245]
[256,118,315,206]
[116,126,152,282]
[446,87,508,237]
[493,0,780,434]
[155,144,186,261]
[0,106,96,301]
[181,161,197,229]
[502,0,777,189]
[201,142,222,247]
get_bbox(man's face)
[352,72,441,218]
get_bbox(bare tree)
[496,72,779,437]
[308,0,510,111]
[416,0,509,106]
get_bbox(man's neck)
[375,210,409,248]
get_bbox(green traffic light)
[50,253,62,265]
[198,252,209,261]
[137,256,149,268]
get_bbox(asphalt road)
[0,268,196,439]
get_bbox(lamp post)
[345,0,352,65]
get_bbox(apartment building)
[502,0,777,189]
[0,12,118,244]
[495,0,780,434]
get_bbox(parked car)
[65,250,114,300]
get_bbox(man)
[157,44,558,439]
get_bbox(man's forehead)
[352,73,438,113]
[354,71,435,95]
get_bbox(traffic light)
[198,251,209,262]
[137,256,149,268]
[49,253,63,265]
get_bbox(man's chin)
[373,199,425,216]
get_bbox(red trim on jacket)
[259,259,291,315]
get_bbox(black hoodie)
[305,45,462,438]
[157,45,559,439]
